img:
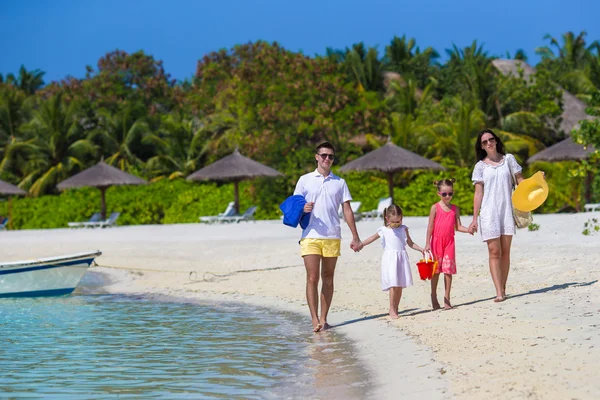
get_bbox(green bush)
[0,163,585,230]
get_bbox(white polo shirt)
[293,169,352,239]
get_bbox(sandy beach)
[2,212,599,399]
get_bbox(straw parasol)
[187,148,283,214]
[0,179,27,196]
[527,137,596,204]
[57,160,147,220]
[339,140,445,203]
[0,179,27,230]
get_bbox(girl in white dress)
[362,204,424,319]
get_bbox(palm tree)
[341,43,384,92]
[145,113,204,180]
[15,94,96,195]
[429,97,486,166]
[5,65,45,95]
[439,41,498,123]
[89,105,148,172]
[536,31,600,94]
[0,85,28,144]
[383,35,439,88]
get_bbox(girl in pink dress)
[424,179,471,310]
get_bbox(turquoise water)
[0,282,370,398]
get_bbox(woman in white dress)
[362,205,424,318]
[468,129,542,303]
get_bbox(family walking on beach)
[289,129,543,332]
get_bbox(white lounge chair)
[68,212,102,228]
[200,202,236,223]
[219,206,257,223]
[584,203,600,212]
[338,201,362,221]
[82,212,120,228]
[361,197,392,219]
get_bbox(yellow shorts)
[300,238,341,257]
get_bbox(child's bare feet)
[444,297,453,310]
[389,310,399,319]
[431,295,441,310]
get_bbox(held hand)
[468,221,478,234]
[303,202,314,213]
[424,244,431,253]
[350,238,362,252]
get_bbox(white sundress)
[471,154,522,241]
[377,225,413,291]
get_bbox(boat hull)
[0,252,101,298]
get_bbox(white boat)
[0,251,102,298]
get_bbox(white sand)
[2,212,600,399]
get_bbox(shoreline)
[90,267,449,399]
[2,212,600,398]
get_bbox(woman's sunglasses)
[481,137,496,146]
[439,192,454,197]
[318,153,335,160]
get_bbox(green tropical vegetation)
[1,32,599,229]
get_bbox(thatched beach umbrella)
[0,179,27,196]
[57,160,147,220]
[528,137,596,204]
[339,140,445,203]
[0,179,27,230]
[187,148,283,214]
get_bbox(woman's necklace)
[486,154,503,164]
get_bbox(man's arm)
[342,201,362,251]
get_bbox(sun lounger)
[338,201,362,221]
[200,202,236,223]
[584,203,600,212]
[82,212,120,228]
[0,217,9,231]
[362,197,392,219]
[218,206,257,223]
[68,212,102,228]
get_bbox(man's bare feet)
[312,318,322,332]
[493,296,505,303]
[322,322,332,331]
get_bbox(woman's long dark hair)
[475,129,506,161]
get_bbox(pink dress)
[431,203,457,275]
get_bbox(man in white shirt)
[293,142,363,332]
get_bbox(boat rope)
[91,261,303,283]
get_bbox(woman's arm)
[454,206,472,234]
[424,204,436,251]
[469,182,484,233]
[406,228,424,253]
[361,232,380,247]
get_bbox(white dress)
[471,154,522,241]
[377,225,413,291]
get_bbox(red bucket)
[416,260,431,280]
[416,251,435,280]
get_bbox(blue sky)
[1,0,598,83]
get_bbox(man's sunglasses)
[318,153,335,160]
[439,192,454,197]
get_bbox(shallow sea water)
[0,275,371,399]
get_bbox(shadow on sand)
[330,281,597,329]
[455,280,598,308]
